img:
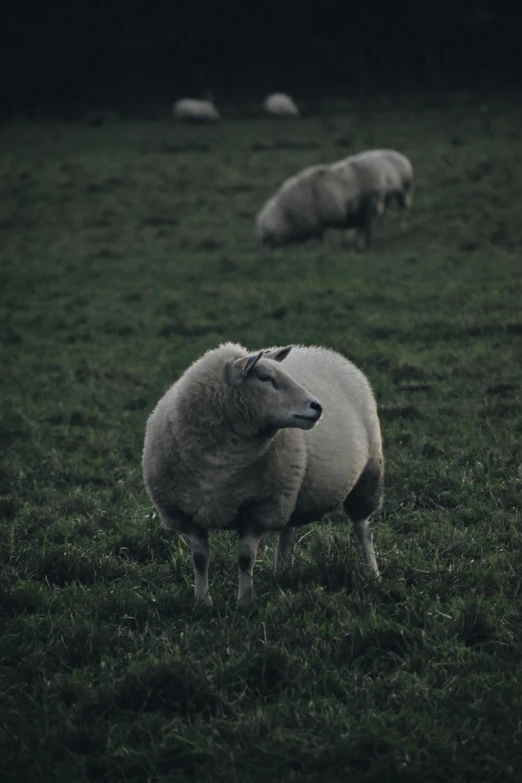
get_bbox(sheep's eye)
[258,373,275,386]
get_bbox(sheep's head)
[226,346,322,438]
[256,222,278,251]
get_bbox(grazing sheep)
[256,158,386,250]
[142,343,383,607]
[172,98,220,123]
[263,93,300,117]
[347,149,414,226]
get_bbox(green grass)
[1,99,522,782]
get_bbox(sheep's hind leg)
[157,510,212,605]
[396,191,410,229]
[342,229,357,248]
[318,230,332,250]
[354,216,376,251]
[343,459,383,578]
[237,527,264,607]
[275,527,296,577]
[184,525,212,605]
[353,519,379,577]
[357,197,385,250]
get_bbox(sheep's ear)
[229,350,264,385]
[263,345,293,362]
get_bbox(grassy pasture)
[1,99,522,781]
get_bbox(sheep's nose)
[310,400,323,415]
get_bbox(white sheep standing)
[172,98,220,123]
[255,157,387,250]
[263,93,300,117]
[346,149,414,226]
[142,342,383,607]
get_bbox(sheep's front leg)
[354,217,376,251]
[359,209,382,250]
[321,235,332,251]
[316,231,331,250]
[237,527,264,607]
[156,509,212,605]
[396,191,410,229]
[353,519,380,579]
[275,527,296,576]
[185,526,212,605]
[357,195,385,250]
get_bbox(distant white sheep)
[256,158,387,250]
[142,342,383,606]
[263,93,300,117]
[172,98,220,123]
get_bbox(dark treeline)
[2,1,520,116]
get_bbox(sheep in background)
[172,98,220,123]
[347,149,414,226]
[263,93,300,117]
[142,342,383,607]
[256,158,386,250]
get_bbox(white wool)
[172,98,220,122]
[263,93,300,117]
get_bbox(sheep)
[255,158,387,250]
[263,93,300,117]
[142,342,383,607]
[347,149,414,227]
[172,98,220,123]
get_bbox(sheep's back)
[264,93,300,116]
[173,99,220,121]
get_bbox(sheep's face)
[227,347,323,437]
[256,223,279,250]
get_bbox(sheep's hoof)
[237,594,254,610]
[194,593,213,607]
[274,565,293,583]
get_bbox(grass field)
[1,98,522,782]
